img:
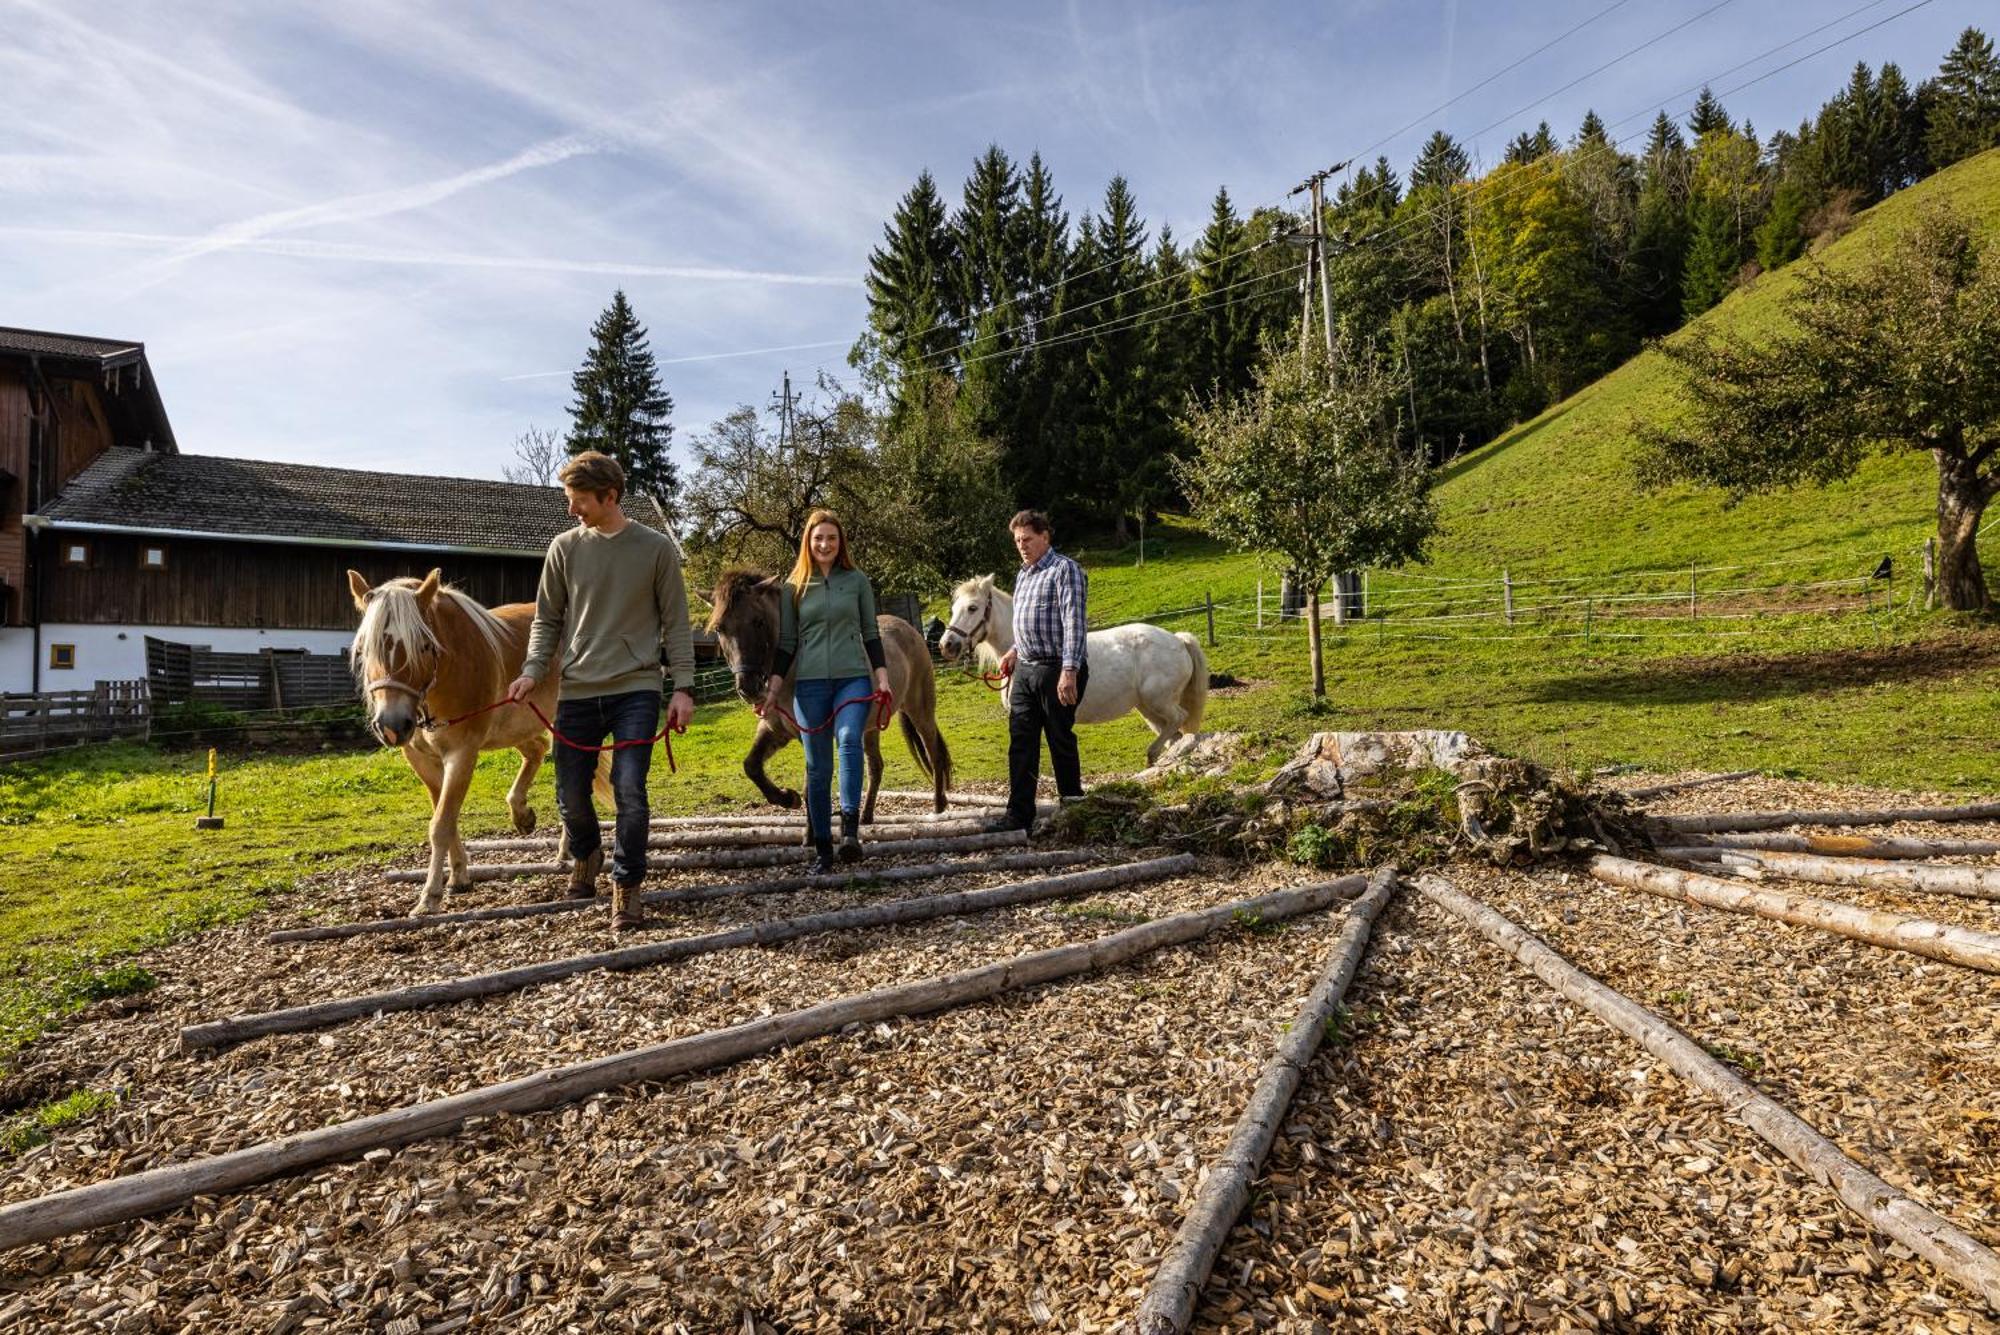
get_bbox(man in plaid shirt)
[997,509,1089,832]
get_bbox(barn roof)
[0,325,177,452]
[32,448,674,557]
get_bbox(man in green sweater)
[507,451,695,930]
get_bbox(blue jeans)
[793,675,872,841]
[553,689,659,886]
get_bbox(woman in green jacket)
[766,509,891,871]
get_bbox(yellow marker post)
[194,747,225,830]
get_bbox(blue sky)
[1,0,1982,482]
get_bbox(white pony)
[938,574,1208,765]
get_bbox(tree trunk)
[1935,451,1993,611]
[466,816,1000,853]
[1417,872,2000,1312]
[192,855,1199,1051]
[0,872,1370,1252]
[1621,770,1758,800]
[1306,587,1325,698]
[269,850,1097,945]
[1138,868,1398,1334]
[1589,855,2000,974]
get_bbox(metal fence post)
[1205,590,1216,646]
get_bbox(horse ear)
[347,569,372,610]
[415,569,442,608]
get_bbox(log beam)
[1654,800,2000,836]
[0,871,1370,1252]
[465,815,1002,853]
[1689,831,2000,860]
[382,830,1029,883]
[192,856,1199,1052]
[1590,855,2000,973]
[1137,867,1398,1334]
[1656,847,2000,901]
[268,851,1099,945]
[1417,872,2000,1312]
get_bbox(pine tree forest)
[854,27,2000,532]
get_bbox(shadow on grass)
[1436,403,1576,488]
[1521,638,2000,707]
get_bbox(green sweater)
[776,566,885,682]
[521,522,696,700]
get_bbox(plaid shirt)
[1012,548,1088,669]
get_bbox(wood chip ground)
[1,777,1996,1332]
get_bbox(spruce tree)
[1410,131,1471,190]
[566,290,677,505]
[1924,27,2000,168]
[1687,86,1732,138]
[1007,152,1072,507]
[951,147,1026,448]
[860,171,960,424]
[1063,177,1153,537]
[1190,187,1254,401]
[1680,194,1738,318]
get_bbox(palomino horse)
[348,569,607,916]
[938,574,1209,765]
[706,570,950,818]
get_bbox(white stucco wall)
[0,628,35,695]
[17,624,354,693]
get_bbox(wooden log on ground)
[1590,855,2000,974]
[1416,872,2000,1313]
[1654,800,2000,836]
[645,803,1052,832]
[878,788,1010,808]
[1621,769,1758,801]
[268,850,1099,944]
[1657,847,2000,901]
[465,815,1002,853]
[382,830,1028,883]
[192,855,1198,1051]
[1690,831,2000,859]
[1,872,1368,1252]
[1137,867,1398,1334]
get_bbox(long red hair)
[785,508,855,602]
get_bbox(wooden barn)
[1,324,673,699]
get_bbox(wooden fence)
[146,638,355,710]
[1,681,150,759]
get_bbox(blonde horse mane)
[351,577,509,679]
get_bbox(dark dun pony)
[706,570,950,817]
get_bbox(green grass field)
[1,152,1997,1071]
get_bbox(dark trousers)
[553,689,659,887]
[1007,659,1087,830]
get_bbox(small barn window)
[49,644,75,670]
[61,541,90,567]
[140,544,168,571]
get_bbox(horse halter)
[943,588,991,655]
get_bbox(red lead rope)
[975,663,1013,690]
[758,689,894,737]
[431,697,685,772]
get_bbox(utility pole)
[1287,160,1358,626]
[770,370,798,453]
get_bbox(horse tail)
[1174,632,1209,734]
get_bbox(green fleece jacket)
[775,566,886,682]
[521,522,695,700]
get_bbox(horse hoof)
[774,789,802,810]
[447,881,473,896]
[513,806,537,835]
[411,895,445,917]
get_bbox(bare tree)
[502,426,564,487]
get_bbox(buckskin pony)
[706,569,950,818]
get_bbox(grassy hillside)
[1424,147,2000,584]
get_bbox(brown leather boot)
[611,881,646,932]
[566,847,603,900]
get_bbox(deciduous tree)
[1641,205,2000,610]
